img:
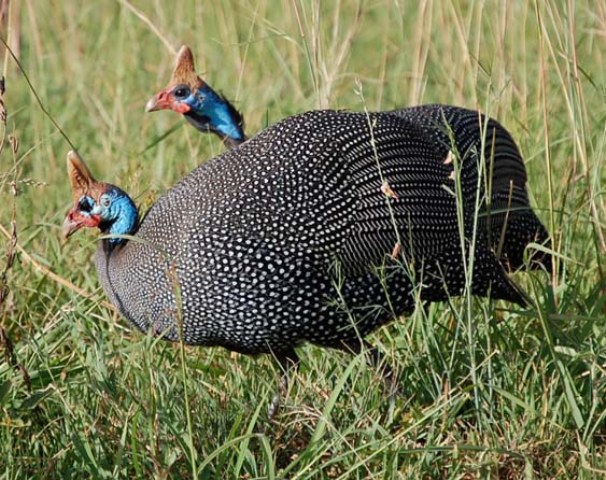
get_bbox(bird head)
[145,45,203,115]
[145,45,246,147]
[63,151,138,245]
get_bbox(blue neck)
[187,84,246,145]
[101,194,139,248]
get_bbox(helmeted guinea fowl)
[63,110,526,413]
[145,46,246,149]
[145,45,551,273]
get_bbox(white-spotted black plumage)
[92,110,525,359]
[391,104,551,271]
[147,46,550,274]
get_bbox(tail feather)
[389,104,552,273]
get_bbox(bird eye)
[173,85,190,99]
[78,196,94,212]
[100,195,111,208]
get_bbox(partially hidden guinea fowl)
[145,45,551,273]
[63,110,527,415]
[145,46,246,149]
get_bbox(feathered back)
[84,110,524,356]
[392,105,550,270]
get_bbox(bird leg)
[267,348,299,420]
[337,339,399,395]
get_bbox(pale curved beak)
[61,210,101,241]
[62,212,81,241]
[145,96,160,112]
[145,90,170,112]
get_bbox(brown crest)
[169,45,203,89]
[66,150,104,202]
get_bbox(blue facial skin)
[172,84,246,143]
[82,187,138,247]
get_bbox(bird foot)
[267,348,299,420]
[268,373,288,420]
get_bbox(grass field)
[1,0,605,478]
